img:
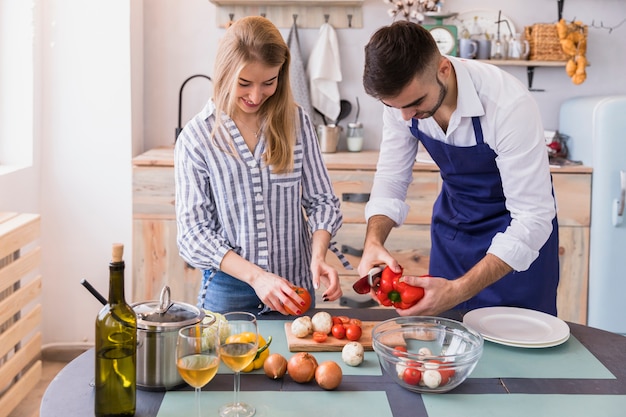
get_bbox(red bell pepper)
[375,266,427,309]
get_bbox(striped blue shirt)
[175,99,344,290]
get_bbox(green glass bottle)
[95,243,137,417]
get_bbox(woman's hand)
[310,258,342,302]
[250,271,308,315]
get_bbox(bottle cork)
[111,243,124,262]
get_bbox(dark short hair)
[363,20,439,99]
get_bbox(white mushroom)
[342,341,365,367]
[291,316,313,338]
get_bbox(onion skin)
[287,352,318,383]
[263,353,288,380]
[315,361,343,390]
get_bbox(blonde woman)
[175,16,346,315]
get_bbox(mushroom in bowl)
[371,316,483,394]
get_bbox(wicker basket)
[525,23,569,61]
[525,22,589,61]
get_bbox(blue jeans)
[199,270,264,314]
[199,269,316,315]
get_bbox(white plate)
[452,9,517,40]
[482,333,570,349]
[463,307,570,348]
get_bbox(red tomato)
[392,346,407,357]
[331,324,346,339]
[345,324,362,341]
[402,367,421,386]
[337,316,350,324]
[348,318,362,327]
[312,331,328,343]
[284,286,312,316]
[332,316,344,325]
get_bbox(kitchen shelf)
[478,59,567,92]
[208,0,364,28]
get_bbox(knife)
[352,266,384,295]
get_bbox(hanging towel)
[306,22,342,122]
[287,21,314,120]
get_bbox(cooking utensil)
[352,265,384,294]
[80,279,107,305]
[354,96,360,123]
[335,99,352,124]
[132,286,210,391]
[314,108,328,125]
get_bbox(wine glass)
[218,312,259,417]
[177,322,221,417]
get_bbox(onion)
[315,361,343,390]
[263,353,288,380]
[287,352,318,383]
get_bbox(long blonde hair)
[212,16,297,173]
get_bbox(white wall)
[36,0,134,346]
[143,0,626,152]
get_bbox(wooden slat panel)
[0,213,18,224]
[0,332,42,395]
[132,219,201,304]
[0,214,40,260]
[326,223,431,277]
[0,360,42,417]
[556,226,590,325]
[133,166,176,218]
[0,277,42,326]
[0,248,41,293]
[0,305,42,359]
[329,170,439,225]
[553,173,591,227]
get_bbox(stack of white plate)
[463,306,570,348]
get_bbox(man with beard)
[358,21,559,317]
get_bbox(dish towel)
[287,21,314,120]
[306,22,342,122]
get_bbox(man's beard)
[417,76,447,119]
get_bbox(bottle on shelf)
[346,122,364,152]
[95,243,137,417]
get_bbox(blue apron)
[410,117,559,315]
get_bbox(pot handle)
[155,286,173,314]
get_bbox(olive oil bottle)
[95,243,137,416]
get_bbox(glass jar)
[346,122,363,152]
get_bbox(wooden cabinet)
[132,148,201,305]
[322,151,592,325]
[132,148,592,324]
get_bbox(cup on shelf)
[459,38,478,59]
[477,39,491,60]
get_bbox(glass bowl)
[371,316,483,394]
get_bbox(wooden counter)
[132,147,591,324]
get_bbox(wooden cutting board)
[284,321,377,352]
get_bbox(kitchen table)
[40,308,626,417]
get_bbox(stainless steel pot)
[132,286,213,391]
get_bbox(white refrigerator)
[559,95,626,335]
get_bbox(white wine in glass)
[219,312,258,417]
[177,321,220,417]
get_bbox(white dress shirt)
[365,56,556,272]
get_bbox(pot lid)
[132,286,207,330]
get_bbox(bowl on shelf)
[371,316,483,394]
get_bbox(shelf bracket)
[527,66,545,92]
